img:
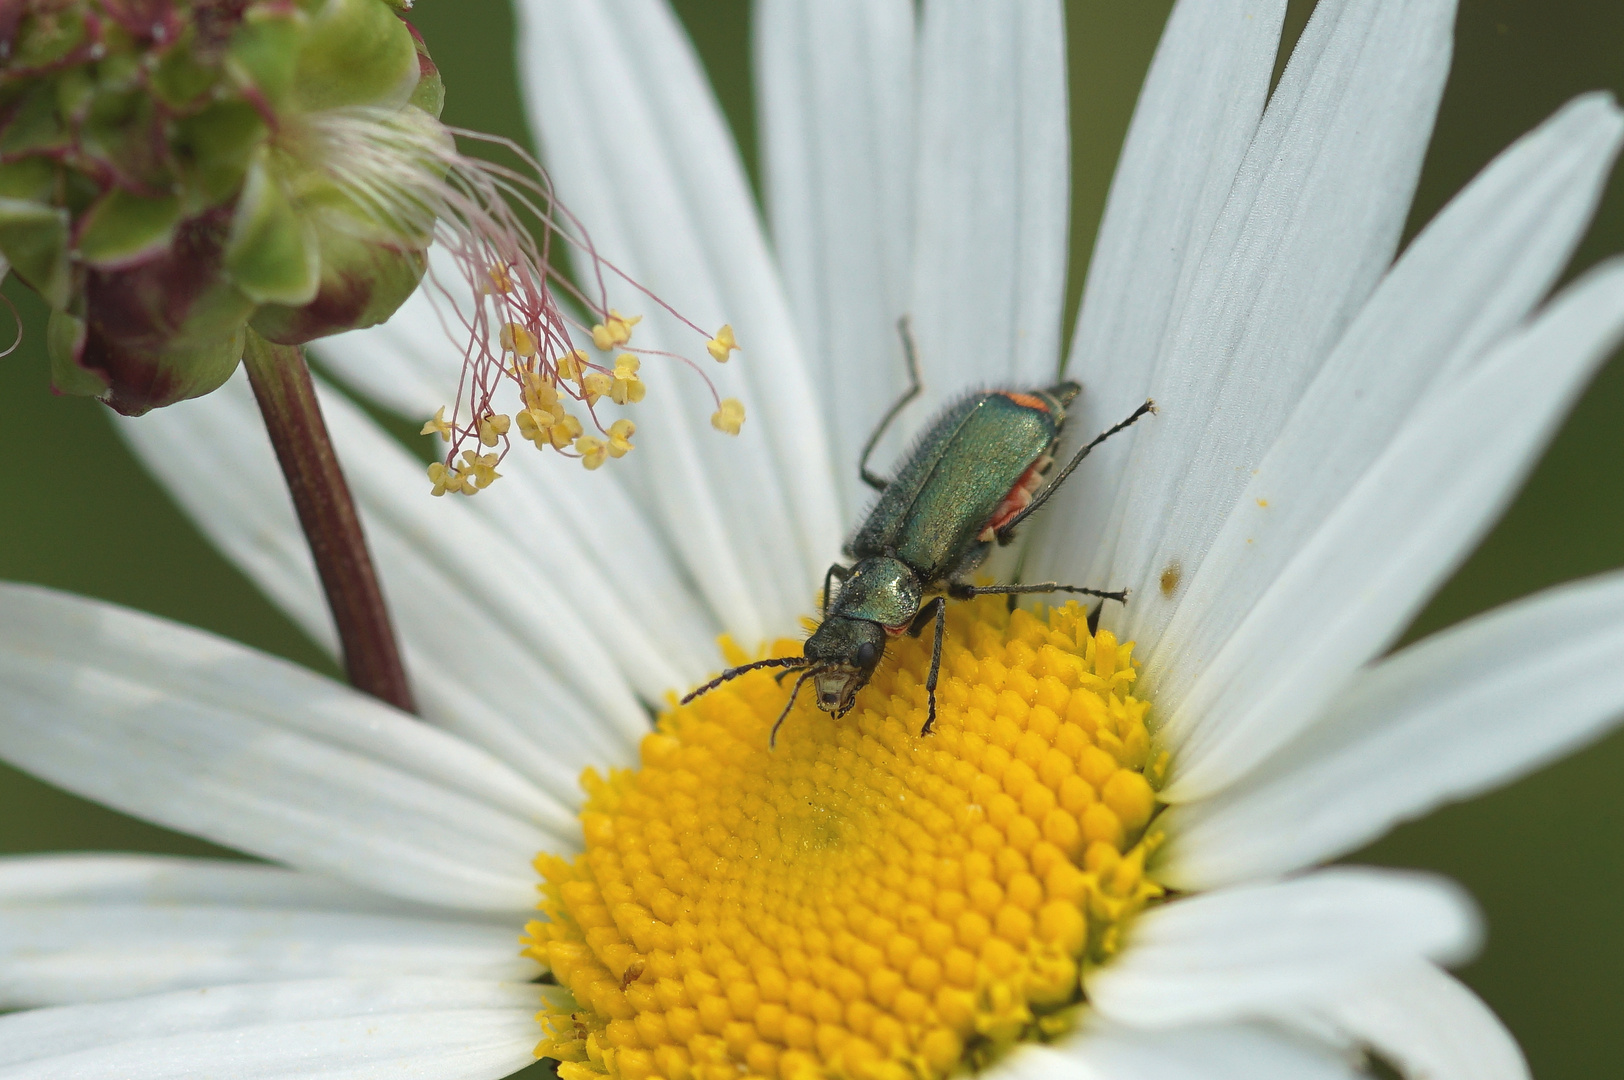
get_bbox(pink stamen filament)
[293,107,724,474]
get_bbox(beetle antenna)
[769,667,820,749]
[681,656,809,705]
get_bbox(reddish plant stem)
[242,330,417,714]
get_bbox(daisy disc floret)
[526,599,1164,1080]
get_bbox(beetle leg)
[904,597,948,737]
[769,668,819,749]
[956,582,1130,605]
[994,398,1156,544]
[858,316,925,492]
[822,563,852,618]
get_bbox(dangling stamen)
[286,107,745,495]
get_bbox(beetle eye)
[855,642,878,667]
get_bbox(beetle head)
[803,616,887,717]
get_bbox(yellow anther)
[478,412,511,447]
[459,449,501,490]
[607,418,635,458]
[583,370,613,406]
[420,406,453,442]
[710,397,745,435]
[526,598,1162,1080]
[706,323,737,362]
[551,411,584,450]
[611,353,647,405]
[516,407,555,448]
[608,309,640,344]
[500,322,538,357]
[558,349,587,384]
[522,372,560,411]
[484,263,514,294]
[576,434,609,470]
[426,460,460,496]
[590,309,642,351]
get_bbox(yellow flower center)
[524,598,1167,1080]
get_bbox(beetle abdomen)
[979,450,1055,542]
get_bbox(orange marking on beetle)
[998,391,1051,411]
[980,456,1050,540]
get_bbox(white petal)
[1096,0,1456,653]
[118,372,655,803]
[1290,963,1529,1080]
[754,0,916,522]
[978,1044,1092,1080]
[1085,868,1478,1029]
[310,263,725,691]
[317,381,648,730]
[0,977,549,1079]
[1148,93,1624,716]
[1027,0,1287,586]
[1161,259,1624,801]
[0,583,561,912]
[116,374,335,653]
[516,0,841,641]
[453,438,725,690]
[908,0,1069,407]
[1160,570,1624,888]
[1046,1022,1362,1080]
[0,903,529,1008]
[0,853,504,917]
[310,383,658,764]
[309,245,725,689]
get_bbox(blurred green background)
[2,0,1622,1076]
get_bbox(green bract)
[0,0,442,414]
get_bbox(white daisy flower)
[5,0,1624,1078]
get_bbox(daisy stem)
[241,330,417,715]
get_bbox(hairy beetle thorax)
[827,557,924,629]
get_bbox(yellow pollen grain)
[525,599,1165,1080]
[707,323,738,362]
[501,321,539,358]
[607,419,636,458]
[420,406,453,442]
[584,371,614,406]
[711,398,745,436]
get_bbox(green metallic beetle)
[684,322,1154,745]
